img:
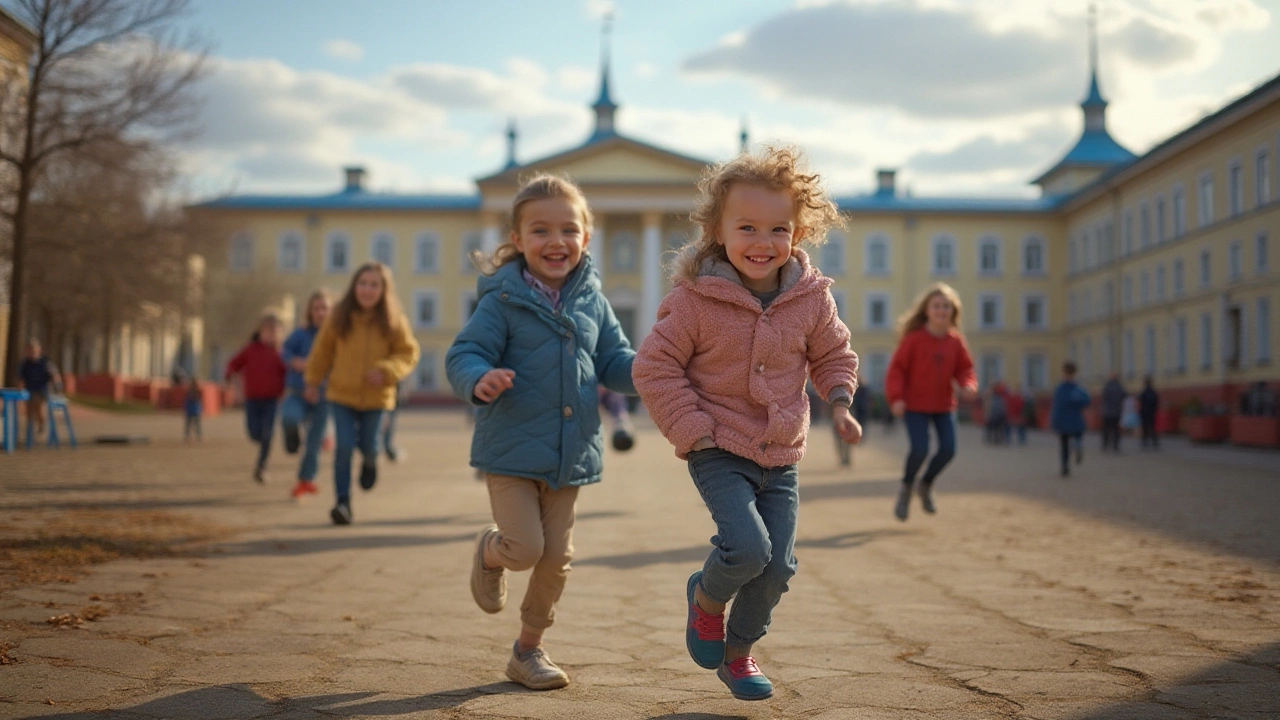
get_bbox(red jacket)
[886,328,977,414]
[226,340,286,400]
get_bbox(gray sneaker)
[894,485,911,521]
[918,483,937,514]
[470,526,506,614]
[506,642,570,690]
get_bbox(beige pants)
[484,473,579,631]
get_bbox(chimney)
[343,166,367,193]
[875,168,896,197]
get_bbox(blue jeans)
[244,398,278,471]
[903,411,956,487]
[382,404,398,454]
[330,403,384,501]
[281,391,330,482]
[687,448,799,648]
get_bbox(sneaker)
[470,526,506,613]
[505,641,569,690]
[330,501,352,525]
[611,429,635,452]
[717,656,773,701]
[283,424,301,454]
[359,463,377,491]
[254,468,267,484]
[918,483,936,514]
[303,481,320,495]
[685,571,725,669]
[386,447,405,463]
[894,485,911,521]
[290,481,310,499]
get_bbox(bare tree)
[0,0,204,384]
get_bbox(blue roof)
[834,194,1064,214]
[1033,128,1136,186]
[192,190,481,212]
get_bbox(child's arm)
[633,288,715,454]
[372,319,421,385]
[224,346,249,381]
[593,295,637,395]
[281,330,308,373]
[446,294,509,405]
[952,336,979,399]
[303,321,336,389]
[806,291,858,405]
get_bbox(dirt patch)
[0,509,232,593]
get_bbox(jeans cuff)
[725,627,764,649]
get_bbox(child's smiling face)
[513,197,590,290]
[716,183,798,293]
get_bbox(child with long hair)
[305,263,419,525]
[634,146,861,701]
[885,283,978,521]
[282,290,333,499]
[446,174,636,691]
[225,314,287,483]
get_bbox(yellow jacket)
[304,310,420,411]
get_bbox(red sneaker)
[290,481,312,499]
[303,481,320,495]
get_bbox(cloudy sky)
[177,0,1280,200]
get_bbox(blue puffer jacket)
[282,326,320,391]
[1050,380,1092,435]
[446,255,636,489]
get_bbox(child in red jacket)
[886,283,978,521]
[226,313,287,483]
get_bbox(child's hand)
[365,369,387,386]
[833,406,863,445]
[290,358,308,372]
[891,400,906,417]
[959,386,979,401]
[474,369,516,403]
[304,386,320,404]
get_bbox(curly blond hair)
[473,174,594,275]
[674,145,841,282]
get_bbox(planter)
[75,373,126,403]
[1156,408,1181,434]
[125,380,162,405]
[1185,415,1229,443]
[1229,415,1280,448]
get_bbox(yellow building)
[0,6,37,369]
[191,45,1280,410]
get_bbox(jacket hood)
[477,254,600,303]
[687,248,829,310]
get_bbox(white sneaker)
[506,642,570,690]
[470,526,506,613]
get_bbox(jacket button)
[563,406,573,417]
[500,293,509,300]
[757,363,765,373]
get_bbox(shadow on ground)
[209,531,477,557]
[576,529,907,569]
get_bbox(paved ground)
[1,408,1278,719]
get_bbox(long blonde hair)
[473,174,594,275]
[897,283,963,338]
[302,289,331,330]
[329,262,404,338]
[675,145,841,282]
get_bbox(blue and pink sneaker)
[717,656,774,701]
[686,571,725,669]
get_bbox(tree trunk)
[3,173,32,386]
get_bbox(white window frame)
[1021,234,1046,276]
[1199,247,1211,288]
[326,231,352,274]
[1023,352,1049,391]
[1257,147,1272,207]
[414,352,438,391]
[864,233,891,276]
[1227,158,1244,217]
[415,232,440,274]
[977,234,1003,276]
[865,291,891,331]
[821,230,847,276]
[931,234,957,276]
[1196,172,1214,228]
[371,231,396,268]
[978,292,1004,331]
[230,232,254,272]
[412,290,439,330]
[1229,241,1243,282]
[277,231,304,273]
[1022,293,1047,331]
[461,231,484,274]
[979,352,1005,390]
[865,352,889,391]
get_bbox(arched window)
[230,232,254,272]
[278,231,304,272]
[326,231,352,274]
[372,232,395,268]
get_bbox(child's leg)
[723,463,798,659]
[245,399,263,442]
[330,404,357,501]
[901,412,931,485]
[255,400,278,471]
[194,416,202,440]
[687,450,774,617]
[918,412,956,486]
[1059,433,1070,472]
[520,483,580,648]
[299,401,328,482]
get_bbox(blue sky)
[173,0,1280,199]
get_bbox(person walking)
[1100,372,1126,452]
[1051,361,1092,477]
[1139,376,1160,450]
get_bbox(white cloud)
[635,62,658,79]
[584,0,615,20]
[323,39,364,62]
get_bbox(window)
[1230,242,1243,281]
[412,291,438,329]
[979,353,1004,390]
[1021,235,1045,275]
[866,292,890,330]
[821,231,846,276]
[931,235,956,275]
[1023,294,1047,330]
[1024,353,1048,391]
[1200,313,1213,370]
[865,234,890,275]
[1172,186,1187,237]
[1123,211,1134,256]
[415,232,440,274]
[1258,297,1272,363]
[1258,149,1272,206]
[1258,232,1270,274]
[1173,259,1185,297]
[612,231,638,272]
[831,291,847,324]
[326,231,351,274]
[461,291,479,324]
[1145,324,1157,376]
[1103,280,1114,315]
[1228,161,1243,216]
[461,232,483,273]
[979,293,1003,330]
[414,353,437,391]
[1139,202,1152,249]
[1156,264,1167,301]
[1123,329,1135,378]
[1140,270,1150,305]
[1156,196,1168,242]
[1197,174,1214,228]
[371,232,395,268]
[978,235,1002,275]
[230,232,254,272]
[865,352,889,390]
[1123,274,1133,309]
[1199,248,1211,288]
[278,231,303,272]
[1175,317,1188,373]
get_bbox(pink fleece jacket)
[634,250,859,468]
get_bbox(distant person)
[225,314,287,483]
[984,380,1009,445]
[305,262,420,526]
[18,338,62,440]
[382,380,408,463]
[183,380,203,442]
[1051,361,1092,477]
[281,290,333,499]
[1006,383,1028,445]
[1139,376,1160,450]
[1121,394,1140,437]
[1100,372,1127,453]
[886,283,978,521]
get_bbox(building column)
[593,215,607,284]
[639,212,663,342]
[481,211,501,253]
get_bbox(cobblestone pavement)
[1,409,1277,719]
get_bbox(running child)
[282,290,332,499]
[634,146,861,701]
[225,314,287,483]
[446,174,636,691]
[304,263,419,525]
[1051,361,1091,477]
[885,283,978,521]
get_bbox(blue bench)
[27,394,77,449]
[1,388,29,454]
